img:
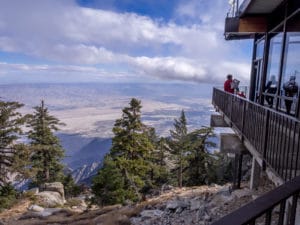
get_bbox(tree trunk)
[179,156,183,188]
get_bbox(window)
[280,14,300,115]
[256,39,265,60]
[264,32,283,108]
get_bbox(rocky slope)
[0,177,274,225]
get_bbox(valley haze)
[0,82,216,180]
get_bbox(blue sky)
[0,0,252,84]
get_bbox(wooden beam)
[238,17,267,32]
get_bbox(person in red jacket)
[224,74,234,94]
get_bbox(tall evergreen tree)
[93,98,155,204]
[0,100,27,187]
[169,110,188,188]
[28,100,65,186]
[148,135,170,187]
[184,127,217,186]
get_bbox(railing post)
[262,109,270,170]
[241,99,246,135]
[230,94,233,122]
[288,193,299,225]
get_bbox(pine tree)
[184,127,217,186]
[0,100,28,187]
[148,135,170,187]
[92,155,128,205]
[62,174,83,198]
[169,110,188,188]
[28,100,65,186]
[92,98,155,204]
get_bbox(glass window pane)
[280,32,300,115]
[264,32,283,108]
[266,33,283,81]
[256,39,265,59]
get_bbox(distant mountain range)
[68,138,111,169]
[71,162,102,185]
[58,134,112,183]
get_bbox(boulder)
[140,210,164,219]
[41,182,65,200]
[39,208,63,217]
[190,198,202,211]
[28,204,44,212]
[209,193,234,207]
[36,191,64,207]
[232,188,252,198]
[25,187,39,195]
[166,200,189,210]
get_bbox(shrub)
[0,184,18,212]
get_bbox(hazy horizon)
[0,82,214,138]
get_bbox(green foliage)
[0,184,17,212]
[169,110,189,188]
[0,100,29,187]
[27,100,65,186]
[65,198,83,207]
[62,174,83,198]
[213,152,234,184]
[183,128,218,186]
[92,156,129,205]
[93,98,156,205]
[169,111,219,187]
[93,102,233,206]
[147,136,170,188]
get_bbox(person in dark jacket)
[283,75,298,115]
[264,75,277,107]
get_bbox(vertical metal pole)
[276,4,288,111]
[249,36,258,102]
[232,154,238,189]
[265,209,272,225]
[237,153,243,189]
[262,110,270,170]
[288,193,299,225]
[260,33,270,106]
[278,201,286,225]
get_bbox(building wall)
[251,2,300,118]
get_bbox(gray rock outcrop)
[36,191,64,207]
[40,182,65,200]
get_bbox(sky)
[0,0,253,84]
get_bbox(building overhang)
[239,0,284,16]
[225,0,285,40]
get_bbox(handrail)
[211,175,300,225]
[212,87,300,181]
[212,87,300,225]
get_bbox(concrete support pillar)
[233,154,244,190]
[250,157,261,190]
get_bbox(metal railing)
[212,87,300,225]
[211,175,300,225]
[212,88,300,181]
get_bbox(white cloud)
[0,62,134,83]
[132,57,207,82]
[0,0,252,84]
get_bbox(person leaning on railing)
[264,75,277,108]
[283,75,298,115]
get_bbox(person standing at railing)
[264,75,277,108]
[283,75,298,115]
[224,74,234,94]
